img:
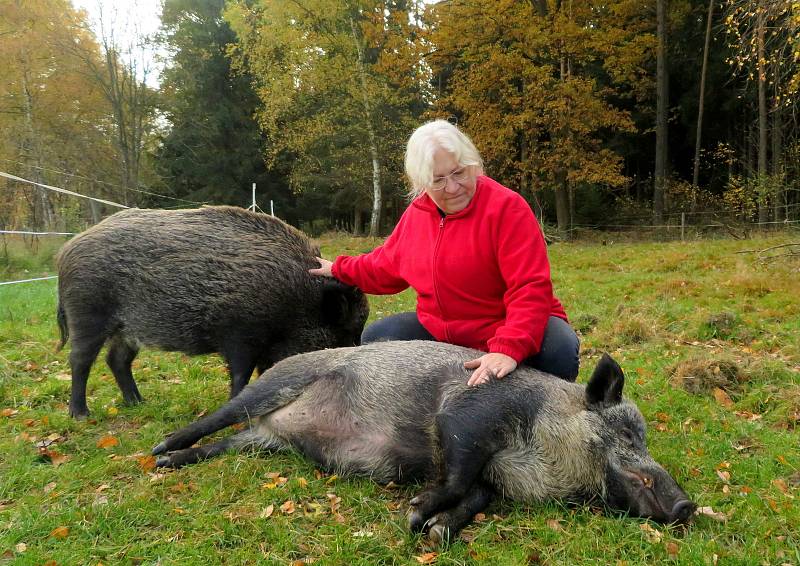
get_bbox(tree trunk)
[349,16,382,237]
[692,0,714,191]
[654,0,668,224]
[554,173,570,235]
[756,5,769,223]
[772,88,783,222]
[20,69,55,230]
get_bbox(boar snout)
[608,464,695,524]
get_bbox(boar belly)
[266,401,399,481]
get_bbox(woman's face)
[424,148,477,214]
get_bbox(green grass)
[1,231,799,565]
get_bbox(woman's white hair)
[404,119,484,197]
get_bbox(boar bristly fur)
[152,341,695,544]
[56,206,369,418]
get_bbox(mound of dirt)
[669,358,746,395]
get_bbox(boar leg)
[222,345,257,399]
[408,413,497,533]
[425,482,495,545]
[153,363,322,455]
[155,428,289,468]
[105,335,143,406]
[68,332,108,418]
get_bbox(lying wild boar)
[152,341,695,542]
[56,206,369,418]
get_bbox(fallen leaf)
[716,470,731,483]
[303,502,324,517]
[694,506,728,522]
[639,523,662,543]
[546,519,563,531]
[43,450,70,467]
[54,372,71,381]
[96,435,119,449]
[260,504,275,518]
[415,552,438,564]
[325,474,338,485]
[137,455,156,472]
[474,513,486,522]
[280,500,296,514]
[772,479,790,495]
[50,526,70,539]
[15,543,26,553]
[106,407,118,416]
[296,477,308,488]
[712,388,734,408]
[94,495,109,506]
[353,530,374,537]
[665,541,679,559]
[44,482,58,494]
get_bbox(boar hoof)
[428,522,452,546]
[152,441,168,455]
[408,508,429,533]
[155,456,173,468]
[69,406,89,419]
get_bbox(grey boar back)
[152,340,695,544]
[56,205,369,418]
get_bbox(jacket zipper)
[432,216,451,342]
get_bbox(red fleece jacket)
[332,176,568,362]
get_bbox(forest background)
[1,0,799,238]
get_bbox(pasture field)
[1,232,798,565]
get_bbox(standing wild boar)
[152,341,695,543]
[56,206,369,418]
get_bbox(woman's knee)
[524,316,580,381]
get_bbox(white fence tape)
[0,275,58,286]
[0,170,129,209]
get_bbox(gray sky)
[71,0,165,86]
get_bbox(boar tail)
[56,301,68,351]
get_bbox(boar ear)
[320,280,354,326]
[585,353,625,406]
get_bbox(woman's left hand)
[464,353,518,387]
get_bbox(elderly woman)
[311,120,579,386]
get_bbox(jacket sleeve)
[331,219,410,295]
[486,198,554,362]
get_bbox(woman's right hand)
[309,257,334,277]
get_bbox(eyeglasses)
[429,167,470,191]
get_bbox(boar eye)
[621,428,635,446]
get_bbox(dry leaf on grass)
[280,500,296,514]
[694,506,728,522]
[96,435,119,449]
[665,541,679,559]
[40,449,70,467]
[712,387,734,407]
[415,552,438,564]
[639,523,663,543]
[137,455,156,472]
[50,526,70,539]
[260,504,275,518]
[546,519,563,531]
[15,543,26,553]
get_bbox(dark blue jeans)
[361,312,580,381]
